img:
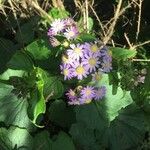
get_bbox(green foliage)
[48,100,76,128]
[0,83,33,129]
[7,51,34,72]
[70,75,145,149]
[0,1,150,149]
[48,8,69,19]
[0,127,33,150]
[26,39,51,60]
[0,38,16,73]
[110,47,137,60]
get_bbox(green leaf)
[52,132,75,150]
[78,33,96,42]
[0,38,16,73]
[96,74,133,122]
[15,21,34,44]
[110,47,137,60]
[70,123,101,150]
[26,39,51,60]
[0,69,25,80]
[33,131,52,150]
[0,127,33,150]
[28,68,46,126]
[48,8,69,19]
[48,100,75,128]
[33,131,75,150]
[0,83,33,129]
[7,51,34,72]
[28,87,46,126]
[96,104,145,150]
[70,75,145,150]
[43,76,64,100]
[78,17,94,32]
[87,17,94,32]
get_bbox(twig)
[135,0,143,41]
[103,0,123,45]
[133,40,150,49]
[124,33,133,49]
[89,4,106,36]
[31,0,53,22]
[132,59,150,62]
[85,0,89,32]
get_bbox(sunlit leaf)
[0,83,33,129]
[0,127,33,150]
[26,39,51,60]
[110,47,137,60]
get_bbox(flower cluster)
[47,18,112,105]
[66,86,106,105]
[47,18,79,40]
[60,42,112,80]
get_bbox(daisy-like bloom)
[61,54,74,66]
[67,44,84,61]
[51,19,65,34]
[79,97,92,105]
[66,89,80,105]
[94,86,106,100]
[60,64,74,80]
[47,28,56,36]
[64,18,76,27]
[82,53,100,73]
[80,86,95,99]
[83,42,100,56]
[64,26,79,40]
[91,71,103,82]
[66,89,77,100]
[72,62,89,80]
[49,36,60,47]
[101,59,112,73]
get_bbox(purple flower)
[66,89,77,100]
[67,44,84,61]
[91,71,103,82]
[72,62,89,80]
[80,86,95,99]
[61,54,74,66]
[82,53,100,73]
[101,60,112,73]
[47,28,56,36]
[64,26,79,40]
[94,86,106,100]
[64,18,76,27]
[49,36,60,47]
[79,97,92,105]
[60,64,74,80]
[51,19,65,34]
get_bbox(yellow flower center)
[89,58,96,66]
[76,66,85,75]
[85,89,91,96]
[90,44,98,52]
[108,50,112,56]
[74,48,81,54]
[63,69,69,76]
[95,73,102,81]
[63,41,69,47]
[68,31,75,37]
[70,90,75,96]
[85,99,92,104]
[62,55,69,64]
